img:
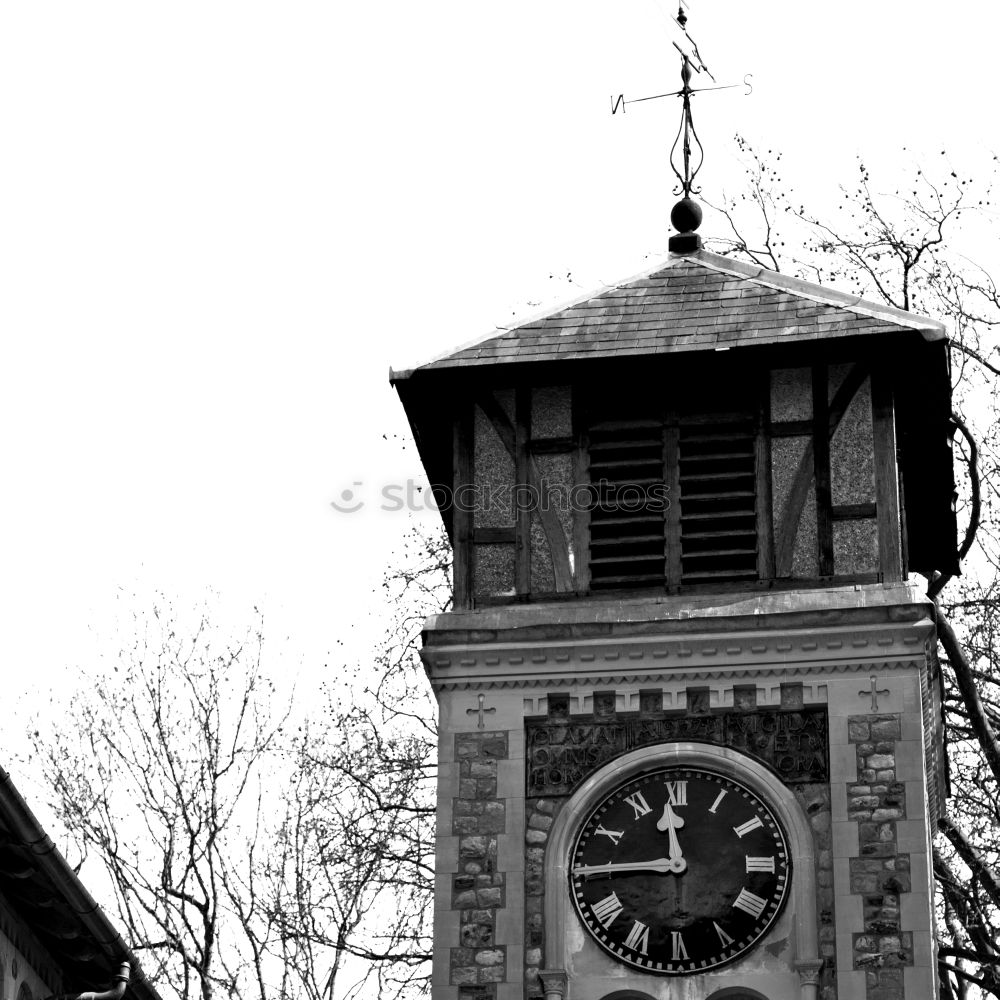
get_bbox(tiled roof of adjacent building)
[391,249,945,379]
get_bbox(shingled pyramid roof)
[392,249,945,379]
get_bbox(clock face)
[569,766,790,975]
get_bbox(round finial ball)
[670,197,703,234]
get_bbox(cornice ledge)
[422,617,934,679]
[432,658,922,692]
[424,582,931,636]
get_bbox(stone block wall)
[847,714,914,1000]
[450,731,509,996]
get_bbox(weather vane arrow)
[609,5,752,205]
[610,0,753,116]
[612,59,753,115]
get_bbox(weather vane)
[610,5,752,252]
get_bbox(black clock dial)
[569,766,790,975]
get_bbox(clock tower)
[392,229,955,999]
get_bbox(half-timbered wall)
[454,358,903,609]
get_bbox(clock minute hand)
[656,803,687,873]
[572,858,677,877]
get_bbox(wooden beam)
[664,418,681,588]
[813,364,834,576]
[474,526,517,544]
[571,387,591,593]
[770,419,814,438]
[831,503,878,521]
[756,369,775,580]
[872,366,903,582]
[529,436,574,454]
[515,387,531,596]
[453,400,474,610]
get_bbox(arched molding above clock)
[598,991,658,1000]
[704,988,771,1000]
[543,741,820,988]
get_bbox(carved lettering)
[526,707,828,796]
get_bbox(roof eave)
[389,252,690,379]
[0,767,163,1000]
[692,250,947,341]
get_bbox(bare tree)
[32,528,449,1000]
[268,526,449,1000]
[38,599,287,1000]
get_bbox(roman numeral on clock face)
[665,780,687,806]
[594,825,624,845]
[732,887,768,918]
[590,892,624,928]
[708,789,727,814]
[746,855,776,872]
[733,815,764,838]
[671,931,688,961]
[623,791,652,820]
[713,921,735,947]
[623,920,650,954]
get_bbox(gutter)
[49,962,131,1000]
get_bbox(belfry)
[392,36,955,1000]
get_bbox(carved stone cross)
[467,693,496,730]
[860,676,891,712]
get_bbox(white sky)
[1,1,997,723]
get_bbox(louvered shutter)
[587,403,667,590]
[678,416,758,583]
[586,404,759,591]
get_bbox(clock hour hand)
[572,857,681,877]
[656,803,687,873]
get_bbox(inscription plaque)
[525,707,828,796]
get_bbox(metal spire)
[667,15,705,253]
[669,55,705,200]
